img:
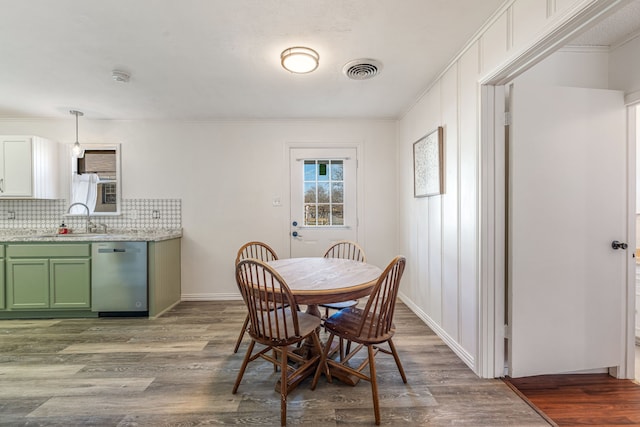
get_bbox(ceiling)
[2,1,639,122]
[567,0,640,46]
[0,0,505,120]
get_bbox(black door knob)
[612,240,628,250]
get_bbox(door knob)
[611,240,628,250]
[292,231,302,237]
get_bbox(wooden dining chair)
[233,258,327,426]
[233,241,279,353]
[312,256,407,426]
[320,240,367,318]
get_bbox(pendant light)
[70,110,84,157]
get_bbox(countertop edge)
[0,230,183,243]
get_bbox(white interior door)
[289,147,357,258]
[508,83,628,378]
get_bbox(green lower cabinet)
[5,244,91,311]
[0,257,5,309]
[50,259,91,308]
[7,258,50,309]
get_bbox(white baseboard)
[398,292,476,374]
[181,293,242,301]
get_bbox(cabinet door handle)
[0,178,4,193]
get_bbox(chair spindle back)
[236,259,300,345]
[323,240,367,263]
[235,241,278,265]
[357,256,406,340]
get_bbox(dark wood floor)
[505,374,640,426]
[0,301,548,426]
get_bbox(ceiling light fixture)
[280,46,319,74]
[70,110,84,158]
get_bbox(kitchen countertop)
[0,229,182,242]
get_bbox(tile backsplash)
[0,199,181,231]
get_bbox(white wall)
[609,33,640,103]
[0,118,399,299]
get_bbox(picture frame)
[413,126,444,197]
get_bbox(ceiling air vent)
[342,59,383,80]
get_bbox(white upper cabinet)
[0,136,59,199]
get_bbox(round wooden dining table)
[267,257,382,388]
[267,257,382,317]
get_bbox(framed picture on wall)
[413,126,444,197]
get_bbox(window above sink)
[68,143,121,216]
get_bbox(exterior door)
[508,83,628,378]
[289,147,358,258]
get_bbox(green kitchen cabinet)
[5,244,91,310]
[0,245,5,309]
[6,258,49,309]
[50,258,91,308]
[148,238,181,318]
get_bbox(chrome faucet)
[66,202,92,233]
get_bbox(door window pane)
[332,182,343,203]
[331,205,344,225]
[331,162,343,180]
[304,204,316,225]
[304,183,317,203]
[304,161,316,181]
[317,204,330,225]
[317,183,330,203]
[302,159,345,226]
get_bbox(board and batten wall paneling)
[424,82,444,323]
[458,41,481,359]
[480,12,509,76]
[428,184,443,323]
[556,0,579,15]
[512,0,551,50]
[440,62,460,338]
[398,40,481,368]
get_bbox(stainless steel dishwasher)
[91,242,148,316]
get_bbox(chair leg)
[310,332,330,390]
[387,338,407,383]
[233,314,250,353]
[232,340,255,394]
[280,346,288,426]
[312,333,335,389]
[367,345,381,425]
